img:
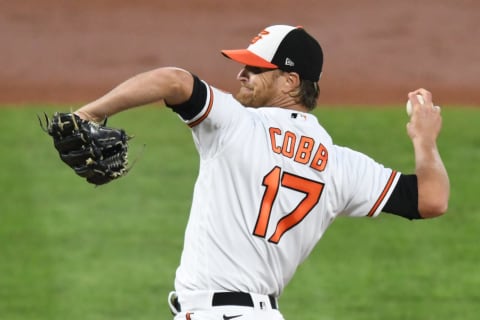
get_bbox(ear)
[282,72,301,93]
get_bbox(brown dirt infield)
[1,0,479,106]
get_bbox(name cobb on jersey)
[268,127,328,172]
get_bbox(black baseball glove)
[40,112,131,186]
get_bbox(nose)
[237,67,249,81]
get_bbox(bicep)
[160,68,195,106]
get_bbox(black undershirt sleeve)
[165,75,207,121]
[382,174,422,220]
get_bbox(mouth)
[239,85,253,92]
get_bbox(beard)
[234,86,264,108]
[234,88,253,107]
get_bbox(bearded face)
[234,66,283,108]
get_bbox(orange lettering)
[310,143,328,172]
[281,131,296,158]
[268,127,328,172]
[294,136,314,164]
[269,127,282,154]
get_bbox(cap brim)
[221,49,278,69]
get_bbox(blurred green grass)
[0,104,479,320]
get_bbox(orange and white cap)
[221,25,323,82]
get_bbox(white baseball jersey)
[172,79,400,297]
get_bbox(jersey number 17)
[253,166,325,244]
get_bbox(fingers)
[407,88,442,115]
[409,88,432,106]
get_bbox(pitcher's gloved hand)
[40,112,130,186]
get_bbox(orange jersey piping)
[188,85,214,128]
[367,170,398,217]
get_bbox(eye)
[245,66,263,74]
[245,65,274,75]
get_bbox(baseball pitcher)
[42,25,449,320]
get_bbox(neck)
[266,95,309,112]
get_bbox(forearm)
[413,141,450,218]
[75,67,193,122]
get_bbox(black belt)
[212,292,277,310]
